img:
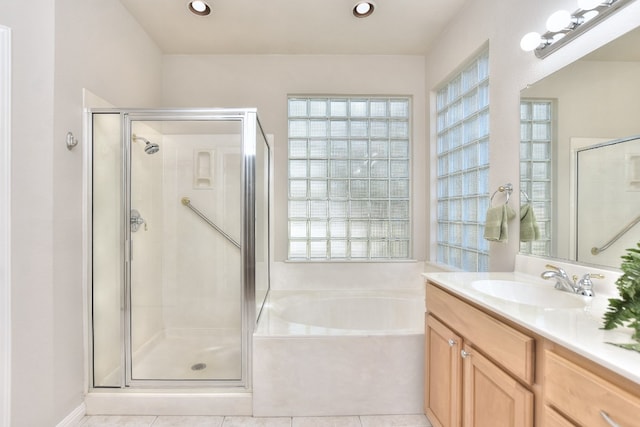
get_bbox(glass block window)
[520,99,553,256]
[288,96,411,260]
[436,50,490,271]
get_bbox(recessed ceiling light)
[189,1,211,16]
[353,1,375,18]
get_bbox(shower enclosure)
[89,109,270,389]
[575,134,640,269]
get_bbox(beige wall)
[162,55,428,287]
[2,0,640,424]
[0,1,55,426]
[424,0,640,271]
[0,0,163,424]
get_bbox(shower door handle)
[130,209,147,232]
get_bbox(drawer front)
[545,350,640,427]
[426,282,535,385]
[543,406,575,427]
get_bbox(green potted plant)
[603,242,640,351]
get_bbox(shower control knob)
[130,209,147,232]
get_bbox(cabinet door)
[462,344,533,427]
[425,315,462,427]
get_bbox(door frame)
[88,108,262,390]
[0,24,12,427]
[122,111,252,388]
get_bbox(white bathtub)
[253,290,425,416]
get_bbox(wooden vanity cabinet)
[425,279,640,427]
[425,315,461,427]
[425,281,535,427]
[543,348,640,427]
[542,406,575,427]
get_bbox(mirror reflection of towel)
[520,203,540,242]
[483,204,516,242]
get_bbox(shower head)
[144,141,160,154]
[132,134,160,155]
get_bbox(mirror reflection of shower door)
[575,136,640,269]
[127,119,243,385]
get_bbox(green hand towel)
[519,203,540,242]
[484,204,516,242]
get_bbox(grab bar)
[181,197,240,249]
[591,213,640,255]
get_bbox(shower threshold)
[84,389,253,416]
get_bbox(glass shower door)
[127,118,244,385]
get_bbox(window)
[519,99,553,256]
[436,50,490,271]
[288,96,411,260]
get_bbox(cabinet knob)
[600,411,621,427]
[448,339,457,347]
[460,349,471,359]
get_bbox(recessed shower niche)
[194,149,214,189]
[88,109,270,389]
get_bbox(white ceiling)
[118,0,468,55]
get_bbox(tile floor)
[78,414,432,427]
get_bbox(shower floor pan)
[130,328,242,382]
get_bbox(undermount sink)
[470,280,586,309]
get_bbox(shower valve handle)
[130,209,147,232]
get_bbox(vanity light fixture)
[578,0,609,9]
[520,0,632,58]
[353,1,375,18]
[189,0,211,16]
[545,10,580,33]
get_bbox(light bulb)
[188,0,211,16]
[520,32,542,52]
[353,1,375,18]
[546,10,572,32]
[577,0,603,10]
[355,3,371,14]
[191,1,207,12]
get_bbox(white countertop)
[423,271,640,386]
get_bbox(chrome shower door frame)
[87,108,267,390]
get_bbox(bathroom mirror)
[519,25,640,269]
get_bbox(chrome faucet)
[541,264,577,293]
[540,264,604,297]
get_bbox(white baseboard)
[56,403,86,427]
